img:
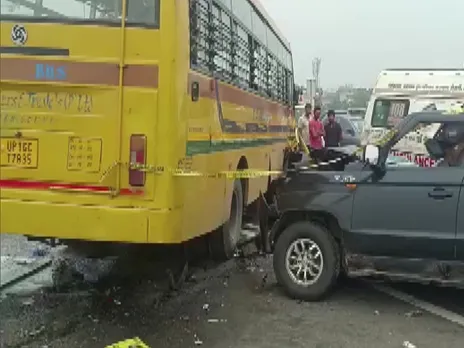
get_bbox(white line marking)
[372,283,464,328]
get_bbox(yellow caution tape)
[130,166,283,178]
[98,127,410,184]
[105,337,149,348]
[99,162,285,183]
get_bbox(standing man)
[297,103,312,147]
[324,110,343,147]
[309,106,325,162]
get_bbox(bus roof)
[373,69,464,95]
[384,69,464,72]
[249,0,291,51]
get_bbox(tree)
[348,88,372,109]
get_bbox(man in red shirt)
[309,106,325,162]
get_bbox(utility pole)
[312,58,321,90]
[312,58,321,106]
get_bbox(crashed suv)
[269,111,464,301]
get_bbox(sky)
[260,0,464,89]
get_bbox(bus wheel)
[209,180,244,260]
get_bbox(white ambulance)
[361,69,464,157]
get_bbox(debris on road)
[32,247,50,258]
[105,337,149,348]
[403,341,417,348]
[15,257,35,265]
[194,334,203,345]
[207,318,227,323]
[27,325,45,338]
[21,298,35,306]
[405,310,423,318]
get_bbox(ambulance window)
[371,99,410,128]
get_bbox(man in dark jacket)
[324,110,343,147]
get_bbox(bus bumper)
[0,199,182,244]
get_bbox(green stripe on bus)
[186,138,287,156]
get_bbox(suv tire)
[273,221,340,301]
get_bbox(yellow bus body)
[0,0,294,245]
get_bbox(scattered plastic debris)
[105,337,150,348]
[114,299,122,306]
[21,298,35,306]
[403,341,417,348]
[194,334,203,345]
[374,310,380,315]
[207,318,227,323]
[15,257,34,265]
[28,326,45,337]
[405,310,423,318]
[233,250,242,258]
[88,315,99,323]
[32,247,50,258]
[202,303,210,311]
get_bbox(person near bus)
[324,109,343,147]
[297,103,312,147]
[309,106,325,162]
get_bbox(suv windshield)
[0,0,160,26]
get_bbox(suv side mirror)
[363,144,380,166]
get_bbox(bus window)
[0,0,160,27]
[371,99,410,128]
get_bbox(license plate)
[0,138,38,168]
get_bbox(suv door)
[456,176,464,260]
[346,166,463,260]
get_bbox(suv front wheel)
[273,221,340,301]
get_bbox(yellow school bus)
[0,0,294,260]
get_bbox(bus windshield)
[0,0,160,26]
[371,99,410,128]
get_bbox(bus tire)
[209,180,244,261]
[273,221,340,301]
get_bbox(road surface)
[1,234,463,348]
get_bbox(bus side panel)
[180,73,288,242]
[180,73,227,242]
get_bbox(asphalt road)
[1,235,463,348]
